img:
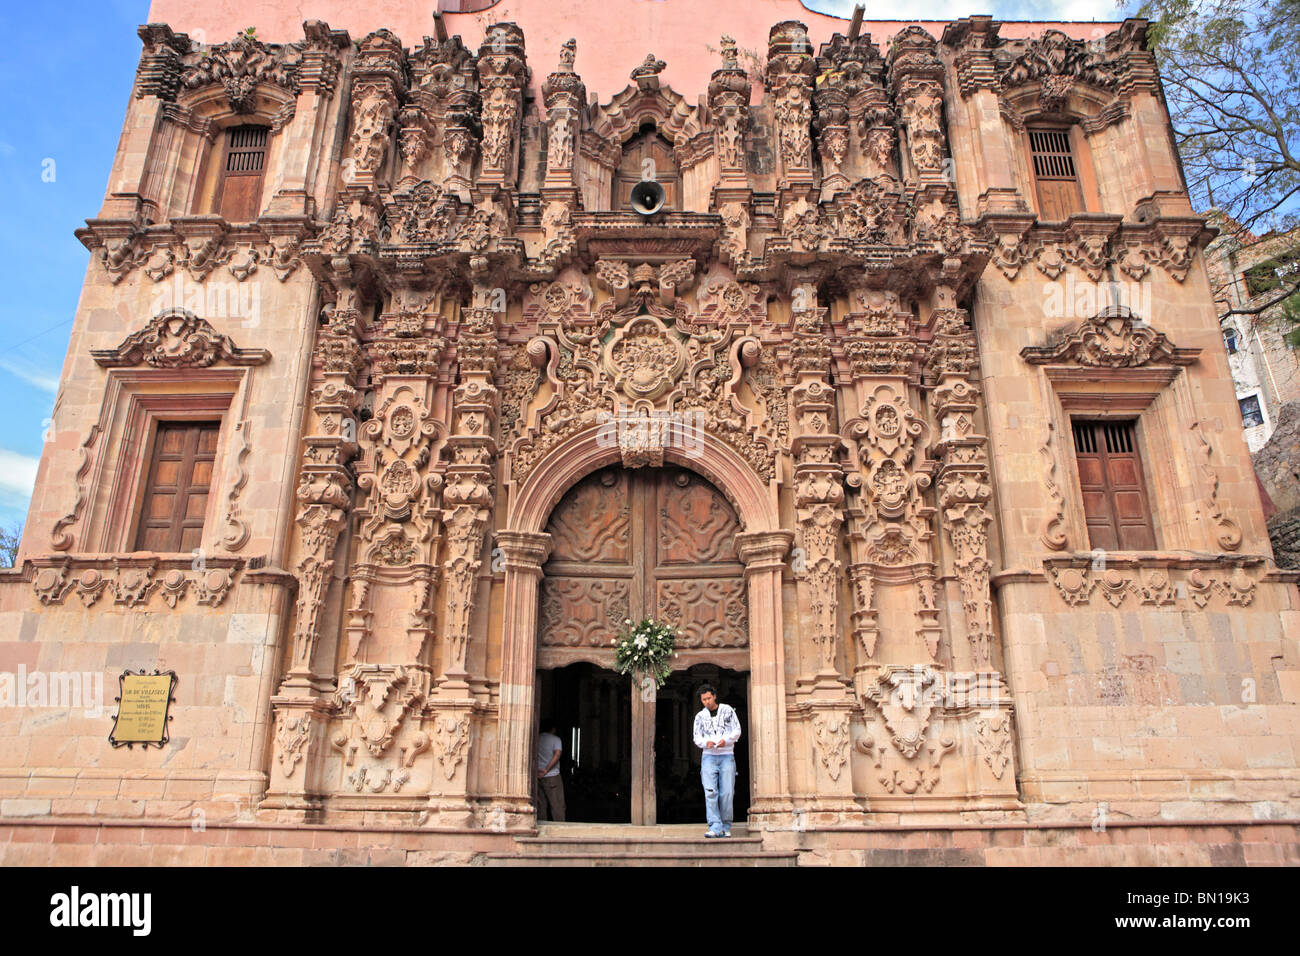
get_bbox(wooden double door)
[536,466,749,823]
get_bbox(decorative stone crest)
[1020,309,1200,369]
[92,309,270,369]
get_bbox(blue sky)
[0,1,148,531]
[0,0,1139,535]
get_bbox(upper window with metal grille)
[216,126,269,222]
[1028,127,1085,221]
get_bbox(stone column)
[944,17,1023,215]
[708,36,751,194]
[541,39,585,192]
[264,294,365,815]
[766,20,817,205]
[96,24,190,221]
[266,21,349,216]
[927,284,995,671]
[709,38,754,268]
[888,28,949,190]
[494,530,552,815]
[736,530,794,822]
[476,23,527,193]
[788,283,850,695]
[342,30,406,194]
[438,288,502,695]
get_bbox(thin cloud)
[0,358,59,395]
[808,0,1133,21]
[0,448,39,509]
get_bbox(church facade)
[2,0,1299,864]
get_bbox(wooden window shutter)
[134,421,221,553]
[1028,127,1084,221]
[613,128,679,211]
[1072,420,1156,551]
[216,125,269,222]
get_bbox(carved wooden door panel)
[650,469,748,663]
[537,466,748,823]
[538,466,746,659]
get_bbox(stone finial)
[721,35,739,69]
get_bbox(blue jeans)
[701,752,737,833]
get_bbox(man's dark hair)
[539,717,557,734]
[697,684,717,700]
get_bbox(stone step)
[512,835,766,855]
[484,851,797,867]
[483,821,795,865]
[534,823,752,839]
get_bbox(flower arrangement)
[613,617,679,689]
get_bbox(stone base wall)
[2,818,1296,866]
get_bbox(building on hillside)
[2,0,1298,865]
[1204,214,1300,453]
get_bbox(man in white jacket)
[693,684,742,837]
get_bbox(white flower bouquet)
[613,617,679,689]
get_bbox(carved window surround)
[1036,364,1207,556]
[146,83,296,224]
[78,368,249,556]
[1000,117,1102,222]
[585,79,706,213]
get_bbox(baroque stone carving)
[92,309,271,369]
[180,30,303,112]
[1020,309,1200,369]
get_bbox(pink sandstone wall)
[145,0,1120,102]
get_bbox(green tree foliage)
[1140,0,1300,233]
[1141,0,1300,335]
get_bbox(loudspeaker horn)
[629,180,666,216]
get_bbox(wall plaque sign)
[108,670,177,749]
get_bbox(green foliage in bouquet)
[613,617,678,689]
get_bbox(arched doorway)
[536,465,748,823]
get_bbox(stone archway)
[494,423,792,824]
[535,464,748,823]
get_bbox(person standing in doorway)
[536,718,566,822]
[693,684,742,837]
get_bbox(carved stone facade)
[2,2,1299,865]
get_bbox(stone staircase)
[483,823,799,867]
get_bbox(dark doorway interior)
[655,665,750,824]
[535,663,631,823]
